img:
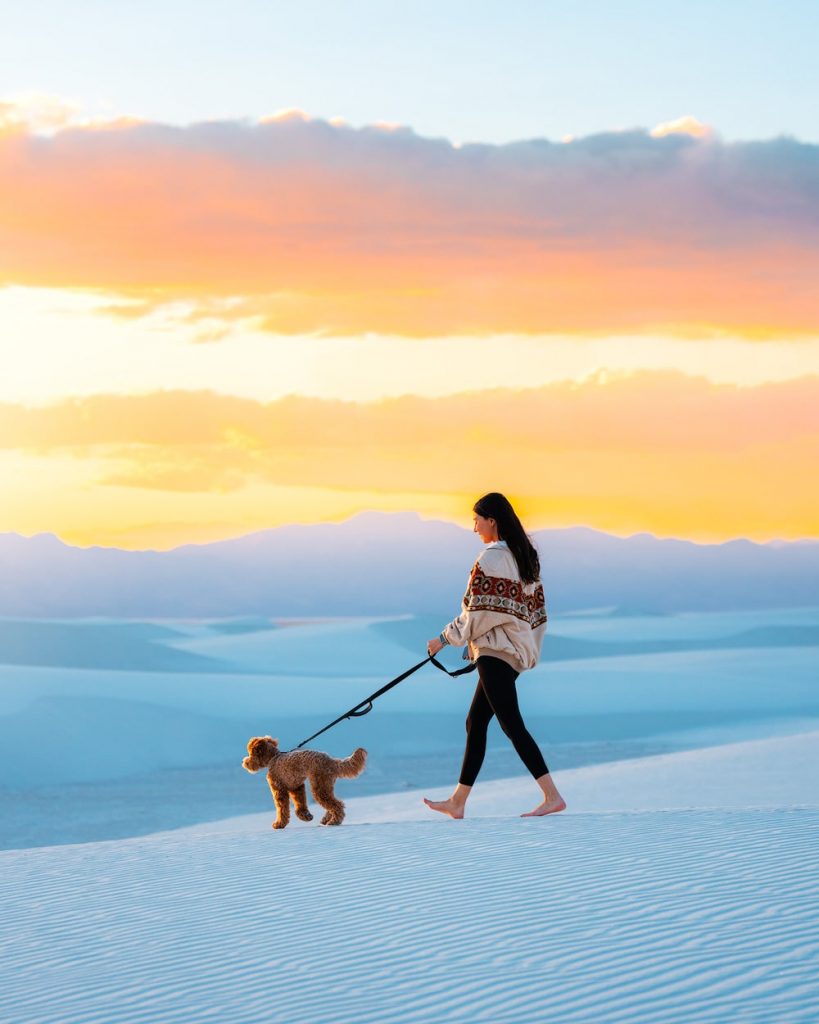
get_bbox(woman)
[424,492,566,819]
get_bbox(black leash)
[292,653,477,750]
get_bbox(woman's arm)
[427,631,449,656]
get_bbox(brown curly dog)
[242,736,367,829]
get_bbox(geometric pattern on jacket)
[464,563,548,629]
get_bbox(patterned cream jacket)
[441,540,548,674]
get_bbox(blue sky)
[2,0,817,143]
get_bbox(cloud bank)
[1,110,817,337]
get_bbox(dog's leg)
[308,774,346,826]
[267,777,291,830]
[290,783,313,822]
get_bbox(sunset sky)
[1,1,817,548]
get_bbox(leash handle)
[428,653,478,677]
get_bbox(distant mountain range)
[0,512,816,618]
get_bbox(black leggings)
[459,655,549,786]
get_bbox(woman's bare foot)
[423,796,466,819]
[521,773,566,817]
[520,796,566,817]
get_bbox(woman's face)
[473,512,498,543]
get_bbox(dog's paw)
[272,821,288,830]
[297,810,314,821]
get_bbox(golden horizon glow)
[3,287,819,409]
[1,372,817,548]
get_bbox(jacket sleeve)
[441,549,527,647]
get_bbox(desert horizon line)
[3,509,817,555]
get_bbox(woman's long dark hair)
[473,492,541,584]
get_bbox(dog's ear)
[249,737,268,757]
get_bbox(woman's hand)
[427,636,445,657]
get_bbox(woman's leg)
[458,675,496,786]
[478,656,549,779]
[479,656,566,816]
[423,676,494,818]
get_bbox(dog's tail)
[336,747,367,778]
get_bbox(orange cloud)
[1,117,817,337]
[1,371,817,543]
[650,115,712,139]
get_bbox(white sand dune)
[2,731,818,1024]
[169,728,819,835]
[2,625,817,790]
